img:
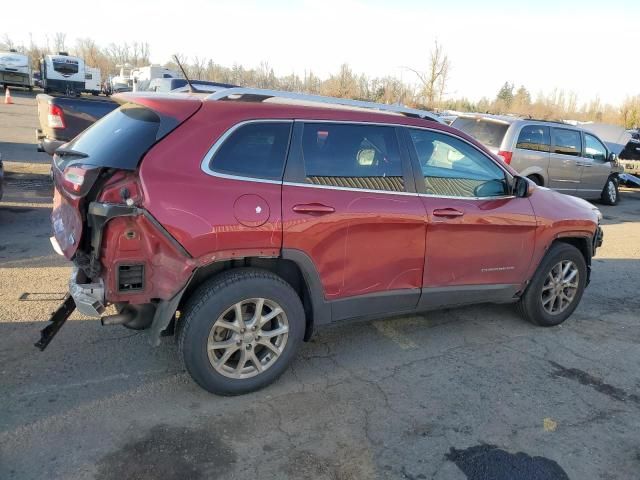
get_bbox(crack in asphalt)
[549,361,640,407]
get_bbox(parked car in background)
[35,93,118,155]
[451,114,623,204]
[40,87,603,395]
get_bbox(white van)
[0,50,32,90]
[41,53,85,95]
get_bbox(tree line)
[2,33,638,128]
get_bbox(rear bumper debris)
[34,294,76,351]
[68,268,105,317]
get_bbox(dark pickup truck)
[35,94,118,155]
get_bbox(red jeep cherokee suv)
[40,88,603,395]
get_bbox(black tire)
[600,177,619,205]
[526,174,543,186]
[178,268,305,395]
[517,243,587,327]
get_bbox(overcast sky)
[4,0,639,105]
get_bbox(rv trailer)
[0,50,32,90]
[41,53,85,95]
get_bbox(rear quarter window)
[208,122,292,180]
[452,118,509,149]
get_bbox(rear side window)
[301,123,404,192]
[516,125,551,152]
[63,103,164,170]
[552,129,581,156]
[210,122,292,180]
[451,117,509,149]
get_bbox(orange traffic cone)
[4,87,13,104]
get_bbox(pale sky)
[4,0,640,105]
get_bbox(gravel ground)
[1,92,639,480]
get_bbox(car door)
[404,127,537,308]
[548,127,583,195]
[578,132,612,197]
[281,121,426,322]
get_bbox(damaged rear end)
[38,94,201,350]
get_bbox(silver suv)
[452,114,623,204]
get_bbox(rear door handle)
[433,208,464,218]
[292,203,335,215]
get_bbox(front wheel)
[178,269,305,395]
[600,177,619,205]
[517,243,587,327]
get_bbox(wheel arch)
[518,166,547,186]
[179,250,329,341]
[552,236,593,284]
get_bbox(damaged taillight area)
[97,171,144,205]
[99,213,196,304]
[60,164,101,196]
[52,186,84,259]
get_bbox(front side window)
[409,129,508,198]
[552,128,581,156]
[584,133,607,161]
[301,123,404,192]
[516,125,551,152]
[209,122,292,180]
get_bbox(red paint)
[421,196,537,288]
[282,185,426,299]
[51,94,600,311]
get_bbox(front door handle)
[292,203,335,215]
[433,208,464,218]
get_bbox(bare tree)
[1,34,16,50]
[53,32,67,52]
[407,41,451,108]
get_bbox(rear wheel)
[600,177,619,205]
[178,268,305,395]
[517,243,587,326]
[526,174,543,186]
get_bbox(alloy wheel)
[207,298,289,379]
[607,180,617,203]
[540,260,579,315]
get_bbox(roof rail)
[524,118,569,126]
[205,87,442,123]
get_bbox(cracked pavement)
[1,92,639,479]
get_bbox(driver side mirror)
[513,176,532,198]
[608,152,617,163]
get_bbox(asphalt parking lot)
[1,92,639,480]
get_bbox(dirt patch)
[94,424,236,480]
[446,444,569,480]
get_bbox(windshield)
[452,117,509,150]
